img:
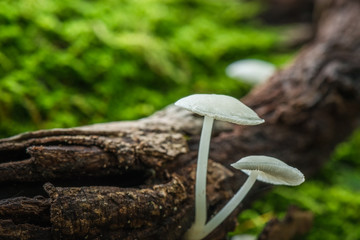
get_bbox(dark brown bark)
[1,0,360,239]
[260,0,314,24]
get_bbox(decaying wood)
[258,206,313,240]
[260,0,314,24]
[1,0,360,239]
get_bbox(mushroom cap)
[231,155,305,186]
[174,94,264,125]
[226,59,276,85]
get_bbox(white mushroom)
[175,94,264,240]
[200,155,305,239]
[231,155,305,186]
[226,59,276,85]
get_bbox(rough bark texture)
[1,0,360,239]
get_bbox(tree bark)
[1,0,360,239]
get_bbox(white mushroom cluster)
[175,94,305,240]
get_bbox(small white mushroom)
[231,234,257,240]
[226,59,276,85]
[231,155,305,186]
[175,94,264,240]
[200,155,305,239]
[175,94,264,126]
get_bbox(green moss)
[0,0,287,137]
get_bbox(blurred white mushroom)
[226,59,276,85]
[231,234,257,240]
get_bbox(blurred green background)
[0,0,359,239]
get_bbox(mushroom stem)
[195,115,214,227]
[184,115,214,239]
[201,171,259,239]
